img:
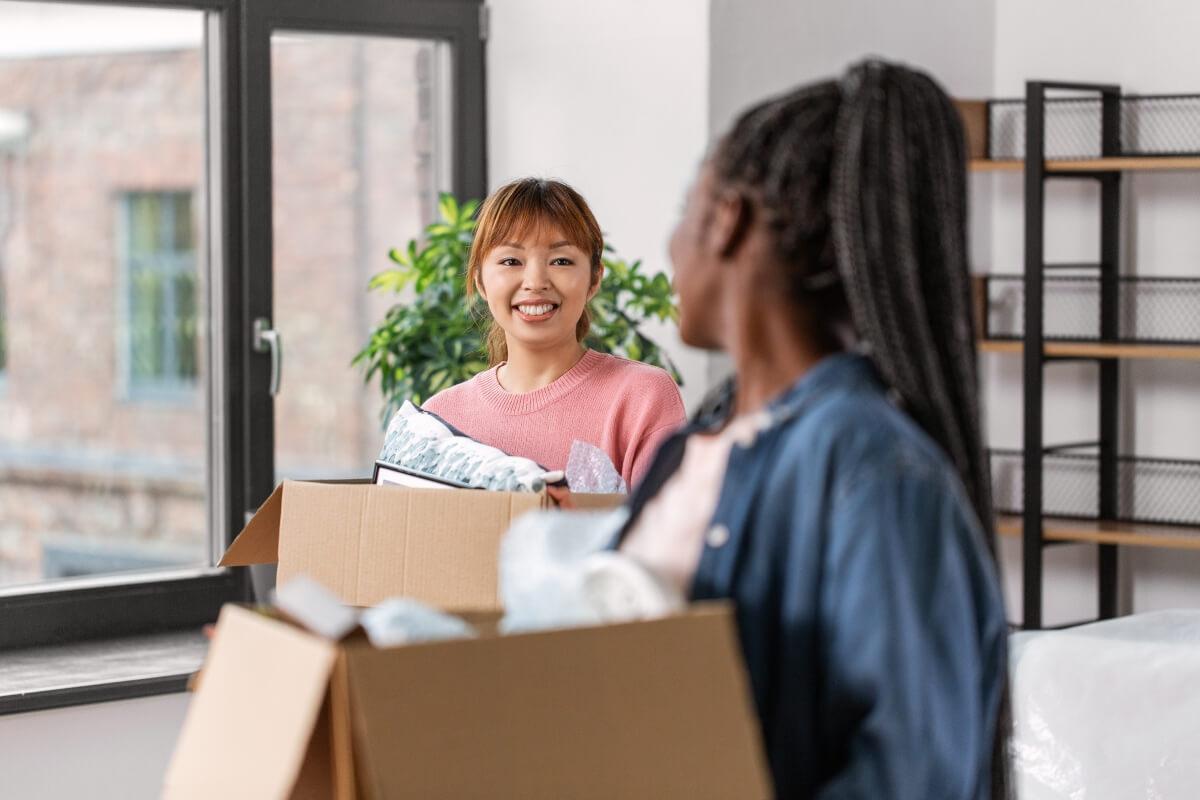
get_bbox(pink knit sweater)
[422,349,686,489]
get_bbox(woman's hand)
[546,485,576,509]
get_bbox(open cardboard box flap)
[220,480,620,610]
[163,605,340,799]
[165,602,771,799]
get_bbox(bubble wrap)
[360,597,477,647]
[565,439,628,494]
[379,400,556,492]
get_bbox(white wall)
[986,0,1200,625]
[486,0,712,410]
[709,0,997,135]
[0,693,188,799]
[706,0,998,385]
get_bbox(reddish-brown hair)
[467,178,604,364]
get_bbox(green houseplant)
[356,194,682,417]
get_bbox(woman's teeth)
[517,304,556,315]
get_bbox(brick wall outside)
[0,38,435,586]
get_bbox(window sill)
[0,628,207,715]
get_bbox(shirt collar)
[759,351,884,430]
[691,351,885,436]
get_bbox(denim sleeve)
[812,466,996,800]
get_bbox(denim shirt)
[615,353,1007,800]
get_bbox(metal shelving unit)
[966,82,1200,629]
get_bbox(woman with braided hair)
[617,60,1008,798]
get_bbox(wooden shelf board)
[970,157,1200,173]
[977,339,1200,361]
[970,159,1023,172]
[977,340,1024,355]
[996,515,1200,551]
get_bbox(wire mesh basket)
[982,274,1200,344]
[990,448,1200,527]
[988,94,1200,160]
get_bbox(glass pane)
[0,2,212,588]
[130,265,166,380]
[175,269,199,380]
[271,31,449,480]
[125,191,199,390]
[171,191,193,253]
[129,194,162,255]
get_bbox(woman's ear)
[474,272,487,299]
[709,190,753,260]
[586,262,606,301]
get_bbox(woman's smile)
[512,301,560,322]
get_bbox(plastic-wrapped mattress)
[1009,609,1200,799]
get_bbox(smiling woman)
[468,179,602,366]
[421,178,686,489]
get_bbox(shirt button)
[706,524,730,548]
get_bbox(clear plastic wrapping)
[1009,610,1200,799]
[565,439,627,494]
[498,506,682,632]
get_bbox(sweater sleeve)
[624,374,687,489]
[628,422,679,489]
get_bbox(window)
[0,1,217,609]
[0,133,17,378]
[122,190,200,397]
[0,0,485,669]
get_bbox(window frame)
[241,0,488,511]
[0,0,487,653]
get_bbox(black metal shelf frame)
[1022,80,1124,629]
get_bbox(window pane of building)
[270,32,449,481]
[125,190,198,392]
[0,2,212,588]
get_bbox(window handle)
[252,317,282,396]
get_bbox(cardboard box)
[164,602,771,799]
[220,480,624,610]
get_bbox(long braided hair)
[712,60,1009,798]
[714,60,992,550]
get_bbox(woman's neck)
[730,299,838,417]
[497,338,587,394]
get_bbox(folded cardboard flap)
[220,481,624,610]
[163,605,339,800]
[220,483,286,567]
